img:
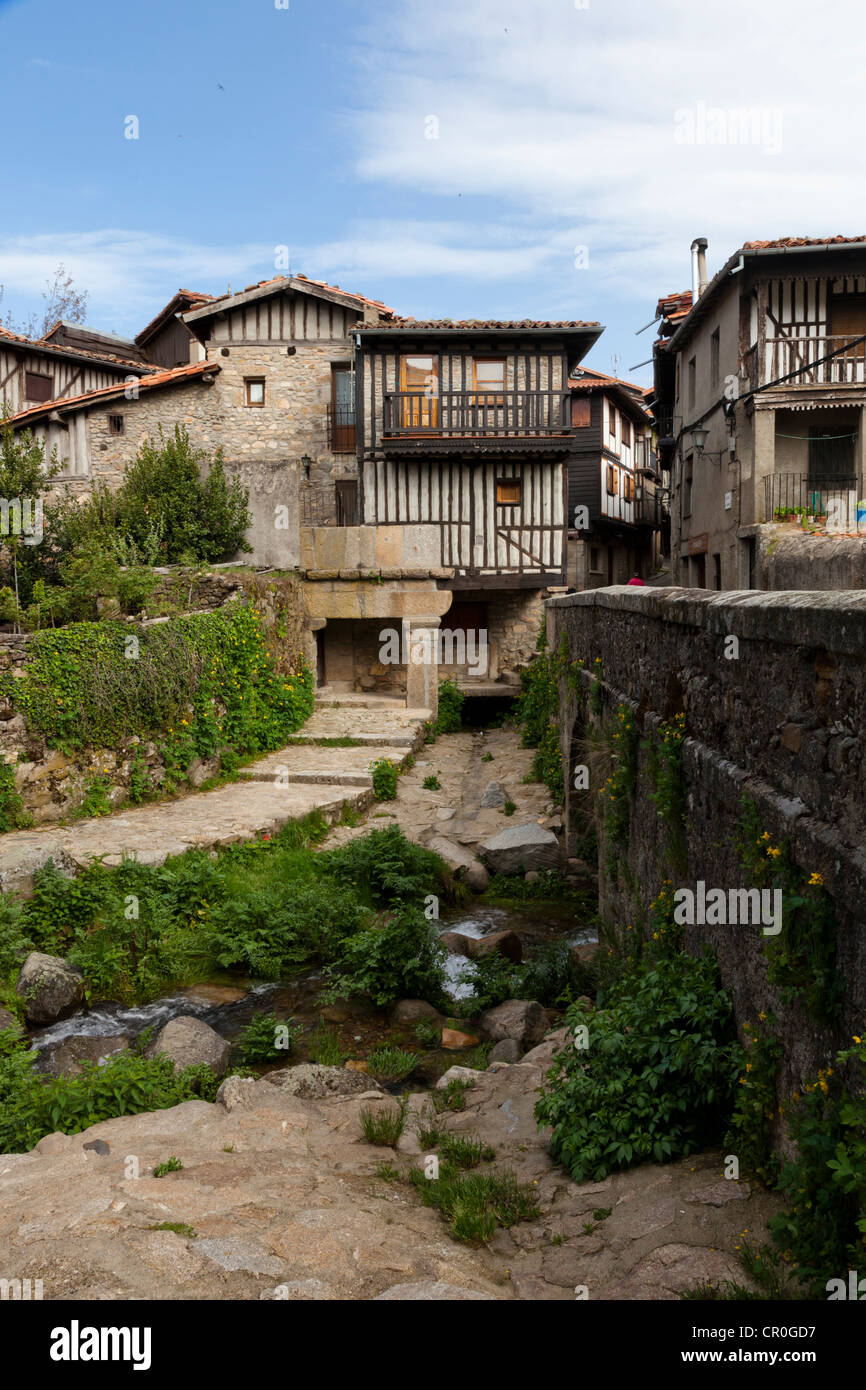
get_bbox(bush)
[370,757,399,800]
[237,1012,297,1064]
[321,826,446,909]
[433,679,464,734]
[0,1043,215,1154]
[535,952,738,1182]
[366,1045,418,1081]
[323,906,446,1008]
[206,880,367,978]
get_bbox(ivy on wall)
[0,600,314,764]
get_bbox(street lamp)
[301,454,313,481]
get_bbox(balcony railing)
[762,473,865,528]
[633,490,668,527]
[746,336,866,391]
[300,480,359,527]
[327,405,356,454]
[652,406,675,441]
[382,390,572,438]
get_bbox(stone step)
[239,769,373,787]
[289,731,415,747]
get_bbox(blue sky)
[2,0,865,385]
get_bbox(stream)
[28,901,597,1077]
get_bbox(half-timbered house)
[653,235,866,590]
[566,368,667,588]
[0,323,154,416]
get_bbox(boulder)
[38,1033,131,1078]
[146,1015,230,1077]
[464,862,490,893]
[439,931,474,956]
[479,781,506,809]
[16,952,85,1025]
[391,999,440,1024]
[479,823,559,875]
[264,1064,382,1098]
[489,1038,522,1064]
[440,1028,479,1050]
[426,836,487,891]
[478,999,547,1049]
[435,1065,480,1090]
[467,931,522,965]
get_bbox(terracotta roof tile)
[360,317,600,332]
[742,234,866,250]
[200,274,394,317]
[0,321,154,372]
[4,359,218,428]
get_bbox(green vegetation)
[307,1024,348,1067]
[237,1012,297,1064]
[413,1018,440,1049]
[643,713,687,873]
[366,1045,418,1081]
[514,625,563,798]
[431,1078,474,1113]
[535,951,738,1182]
[360,1101,407,1147]
[149,1221,197,1238]
[455,939,597,1014]
[153,1156,184,1177]
[370,757,399,801]
[502,799,516,816]
[408,1162,538,1245]
[431,678,464,735]
[438,1132,496,1168]
[422,774,441,791]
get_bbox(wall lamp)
[301,454,313,480]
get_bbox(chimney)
[690,238,709,300]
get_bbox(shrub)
[321,826,446,909]
[422,775,441,791]
[153,1156,184,1177]
[370,757,399,800]
[408,1163,538,1244]
[237,1012,297,1064]
[535,952,738,1182]
[433,679,464,734]
[323,906,446,1008]
[0,1045,215,1154]
[206,880,367,978]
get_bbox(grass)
[366,1045,418,1081]
[153,1156,184,1177]
[439,1132,495,1168]
[307,1023,348,1067]
[148,1221,197,1238]
[422,775,441,791]
[416,1114,443,1150]
[413,1018,440,1049]
[408,1162,539,1245]
[375,1160,401,1182]
[462,1043,492,1071]
[481,752,494,763]
[360,1102,407,1147]
[502,799,517,816]
[431,1078,474,1113]
[593,1206,612,1221]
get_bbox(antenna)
[611,353,621,378]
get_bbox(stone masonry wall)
[547,585,866,1121]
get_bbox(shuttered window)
[25,372,53,402]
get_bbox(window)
[399,354,438,429]
[606,463,618,496]
[608,403,617,441]
[245,378,265,407]
[684,454,693,517]
[496,479,521,505]
[688,357,696,409]
[713,552,722,590]
[572,396,591,427]
[108,414,124,435]
[622,472,634,502]
[24,371,52,403]
[330,364,355,452]
[622,418,632,449]
[473,358,505,392]
[710,328,720,385]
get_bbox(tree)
[0,423,61,627]
[0,263,89,339]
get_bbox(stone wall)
[547,585,866,1119]
[0,570,310,825]
[751,524,866,591]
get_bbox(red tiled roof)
[742,235,866,250]
[4,359,218,428]
[360,317,601,332]
[193,274,394,318]
[0,321,154,372]
[135,290,215,346]
[569,367,647,393]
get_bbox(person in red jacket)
[626,573,646,586]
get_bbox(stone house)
[652,235,866,590]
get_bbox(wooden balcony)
[381,390,573,441]
[745,336,866,392]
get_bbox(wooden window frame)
[472,357,506,392]
[608,401,617,442]
[606,463,618,496]
[572,395,591,427]
[245,377,266,407]
[108,413,125,436]
[622,418,632,449]
[24,370,53,403]
[623,471,634,502]
[495,477,522,507]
